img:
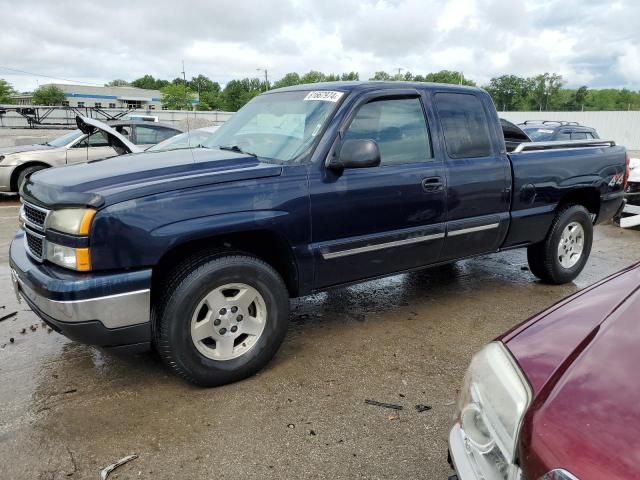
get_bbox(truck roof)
[270,81,483,95]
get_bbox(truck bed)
[503,141,627,247]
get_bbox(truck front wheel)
[527,205,593,284]
[154,254,290,387]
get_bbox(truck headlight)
[44,242,91,271]
[46,208,96,235]
[454,342,532,479]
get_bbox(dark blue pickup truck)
[10,82,629,386]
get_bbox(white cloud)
[0,0,638,91]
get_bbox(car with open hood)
[0,117,181,192]
[448,261,640,480]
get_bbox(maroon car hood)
[503,264,640,480]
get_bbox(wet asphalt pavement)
[0,191,639,480]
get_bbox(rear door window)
[135,126,165,144]
[434,93,492,158]
[571,132,587,140]
[343,97,432,165]
[556,130,571,140]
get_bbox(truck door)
[309,91,447,288]
[433,92,511,260]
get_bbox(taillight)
[624,152,630,189]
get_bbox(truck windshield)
[202,90,344,162]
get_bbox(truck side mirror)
[329,139,381,170]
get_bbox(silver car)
[0,119,182,192]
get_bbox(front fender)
[152,209,290,251]
[3,150,61,167]
[90,209,295,270]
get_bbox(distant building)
[13,83,164,109]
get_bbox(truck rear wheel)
[527,205,593,284]
[154,253,290,387]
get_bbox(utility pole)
[181,60,193,113]
[257,68,269,91]
[181,61,192,131]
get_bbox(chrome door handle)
[422,177,444,192]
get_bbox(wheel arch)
[151,229,300,299]
[10,161,52,192]
[556,187,600,219]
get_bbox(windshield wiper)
[218,145,257,157]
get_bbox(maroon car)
[448,262,640,480]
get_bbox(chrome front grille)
[25,229,44,260]
[22,201,49,230]
[21,201,49,261]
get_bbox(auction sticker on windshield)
[304,91,344,102]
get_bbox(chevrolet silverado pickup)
[9,82,629,386]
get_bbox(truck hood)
[502,263,640,479]
[21,148,283,208]
[0,143,53,156]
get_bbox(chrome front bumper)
[10,232,152,348]
[12,271,150,329]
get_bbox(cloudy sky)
[1,0,639,92]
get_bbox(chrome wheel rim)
[558,222,585,269]
[190,283,267,361]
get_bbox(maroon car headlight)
[453,342,532,479]
[539,469,579,480]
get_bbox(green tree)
[424,70,476,86]
[0,79,16,103]
[370,71,392,80]
[558,86,588,111]
[272,72,302,89]
[529,73,564,111]
[340,72,359,81]
[160,83,195,110]
[300,71,327,84]
[485,75,532,111]
[196,91,224,111]
[131,75,169,90]
[221,78,263,111]
[189,75,220,95]
[105,79,130,87]
[32,85,66,106]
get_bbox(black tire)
[16,165,46,192]
[154,253,290,387]
[527,205,593,284]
